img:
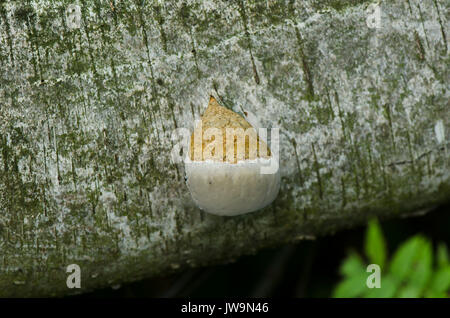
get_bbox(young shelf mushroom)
[184,96,280,216]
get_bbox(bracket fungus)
[184,96,280,216]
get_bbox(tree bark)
[0,0,448,296]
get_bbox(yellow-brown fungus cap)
[190,96,271,163]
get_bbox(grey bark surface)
[0,0,449,296]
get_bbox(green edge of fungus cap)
[185,96,280,216]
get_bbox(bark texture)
[0,0,449,296]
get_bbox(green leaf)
[365,218,387,269]
[407,238,432,291]
[428,267,450,293]
[389,236,432,296]
[390,235,424,283]
[340,252,365,277]
[424,290,448,298]
[332,273,368,298]
[397,285,421,298]
[437,243,449,268]
[363,275,398,298]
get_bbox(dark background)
[76,202,450,298]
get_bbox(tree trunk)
[0,0,448,297]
